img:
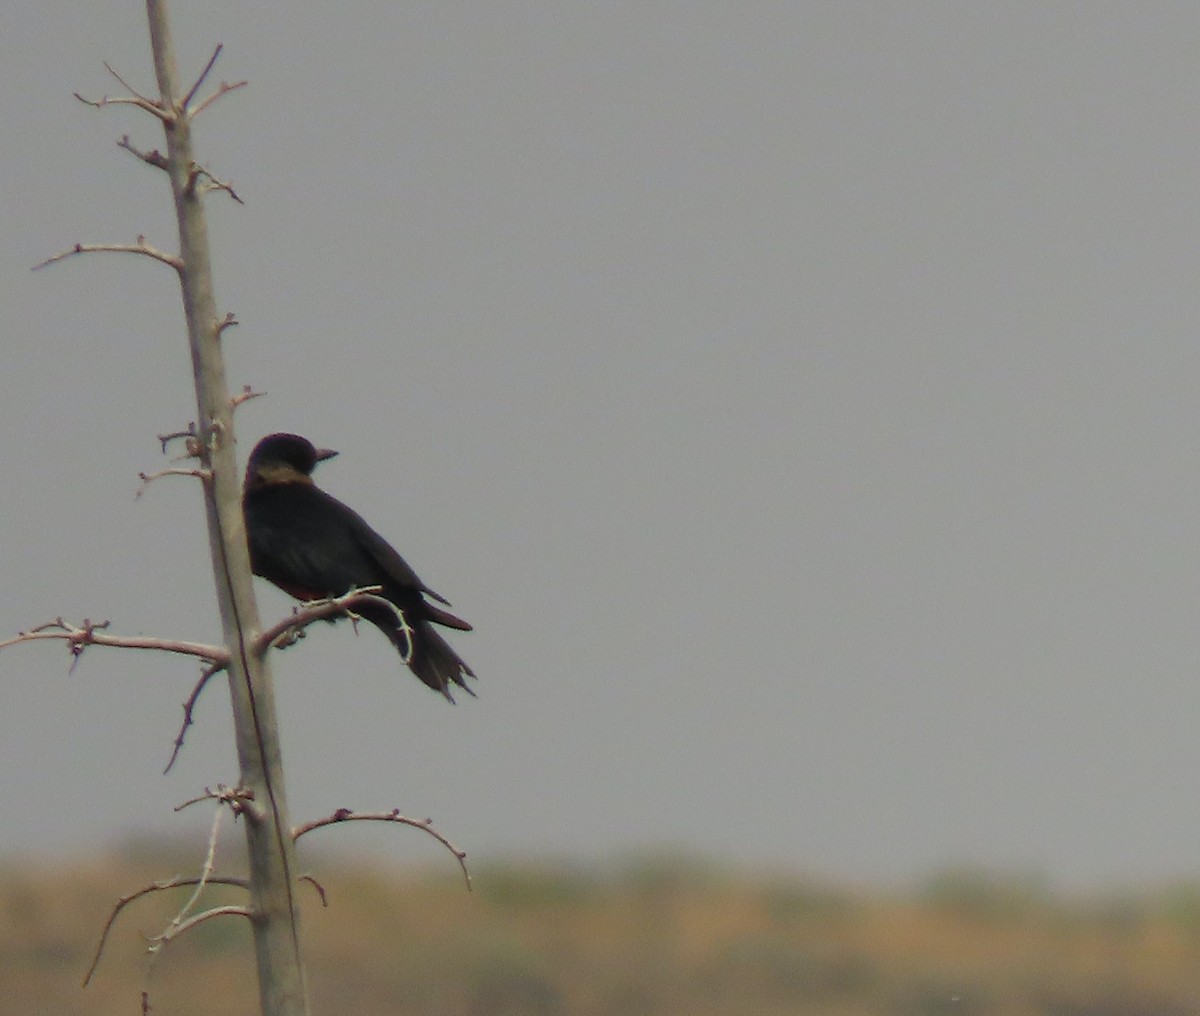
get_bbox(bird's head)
[244,432,338,489]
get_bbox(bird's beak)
[315,447,339,462]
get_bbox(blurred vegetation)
[3,848,1200,1015]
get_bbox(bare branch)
[253,588,382,652]
[150,905,251,950]
[253,589,415,665]
[293,808,471,891]
[71,60,167,120]
[136,465,210,490]
[157,425,199,454]
[84,874,249,986]
[230,386,266,413]
[2,617,233,775]
[73,90,168,121]
[103,60,155,107]
[32,238,183,273]
[163,664,225,774]
[181,44,223,111]
[174,784,256,818]
[0,618,227,672]
[298,874,328,907]
[217,313,240,338]
[188,79,248,120]
[185,160,244,204]
[146,797,240,965]
[117,134,168,170]
[159,800,226,947]
[199,174,245,204]
[136,467,211,498]
[92,787,253,992]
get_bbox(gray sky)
[2,3,1200,890]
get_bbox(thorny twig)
[294,808,472,891]
[147,793,247,964]
[73,84,165,121]
[164,588,401,767]
[181,44,223,111]
[102,60,155,108]
[32,238,182,273]
[187,162,243,203]
[3,591,415,770]
[230,385,266,411]
[0,618,226,674]
[174,784,257,817]
[152,905,251,948]
[184,45,247,120]
[117,134,168,170]
[84,874,249,986]
[188,79,247,120]
[73,48,246,125]
[299,874,328,907]
[136,467,211,498]
[163,663,225,774]
[156,425,199,455]
[254,588,401,655]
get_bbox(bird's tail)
[354,599,475,702]
[410,623,477,702]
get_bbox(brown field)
[4,847,1200,1015]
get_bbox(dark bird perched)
[242,432,475,700]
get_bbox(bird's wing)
[332,493,456,606]
[245,485,361,597]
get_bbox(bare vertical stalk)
[143,2,309,1013]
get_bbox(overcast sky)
[2,3,1200,890]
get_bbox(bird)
[242,432,475,701]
